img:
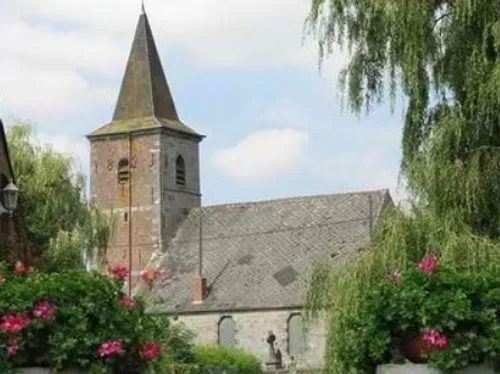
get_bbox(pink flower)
[98,340,125,358]
[388,269,402,282]
[119,295,135,309]
[13,261,29,276]
[140,267,165,284]
[0,313,30,334]
[6,337,19,356]
[418,253,439,274]
[109,265,129,281]
[33,300,55,321]
[139,342,162,360]
[422,329,449,349]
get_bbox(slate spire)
[112,11,179,121]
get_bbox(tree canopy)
[6,123,110,272]
[305,1,500,373]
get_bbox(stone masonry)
[176,310,326,370]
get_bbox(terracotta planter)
[376,364,496,374]
[400,332,433,363]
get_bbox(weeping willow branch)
[304,0,500,372]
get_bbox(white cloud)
[0,0,348,121]
[212,128,309,181]
[38,133,90,175]
[5,0,347,69]
[0,59,114,119]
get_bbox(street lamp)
[0,182,19,216]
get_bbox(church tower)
[87,10,204,284]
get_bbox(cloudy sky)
[0,0,407,205]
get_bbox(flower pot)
[400,333,433,363]
[376,364,496,374]
[16,369,83,374]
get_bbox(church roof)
[89,12,202,139]
[147,189,392,314]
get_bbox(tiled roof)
[147,189,392,314]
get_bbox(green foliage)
[6,122,111,271]
[0,261,186,373]
[304,1,500,373]
[191,345,263,374]
[333,258,500,373]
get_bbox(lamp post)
[0,182,19,216]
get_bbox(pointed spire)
[112,11,179,121]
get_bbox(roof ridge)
[198,188,390,210]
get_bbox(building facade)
[0,120,38,266]
[88,10,393,369]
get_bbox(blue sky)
[0,0,406,205]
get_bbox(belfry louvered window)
[176,155,186,187]
[117,158,130,184]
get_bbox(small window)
[218,316,236,348]
[118,158,130,184]
[288,314,305,358]
[176,155,186,187]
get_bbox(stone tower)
[87,10,204,283]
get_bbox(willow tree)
[305,1,500,372]
[7,123,111,272]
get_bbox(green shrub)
[191,345,263,374]
[0,261,190,373]
[340,253,500,373]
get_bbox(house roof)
[0,120,15,183]
[147,189,392,314]
[89,12,202,139]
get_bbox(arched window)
[218,316,236,348]
[176,155,186,187]
[117,158,130,184]
[288,314,305,359]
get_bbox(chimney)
[192,275,207,304]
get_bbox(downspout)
[128,133,133,296]
[368,195,374,242]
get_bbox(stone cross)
[265,331,283,370]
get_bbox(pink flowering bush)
[337,253,500,373]
[0,261,193,374]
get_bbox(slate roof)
[147,189,392,314]
[89,12,203,139]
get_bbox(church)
[87,9,393,370]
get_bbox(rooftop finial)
[141,0,146,14]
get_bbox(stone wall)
[159,130,201,247]
[176,310,326,370]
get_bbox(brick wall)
[176,310,326,370]
[0,214,39,266]
[90,129,201,279]
[90,133,162,277]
